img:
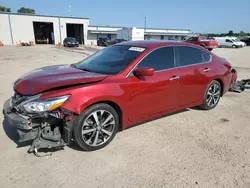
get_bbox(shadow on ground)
[2,107,202,153]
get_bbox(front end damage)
[3,92,76,157]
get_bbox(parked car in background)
[63,37,79,47]
[185,36,218,51]
[239,37,250,46]
[214,37,243,48]
[111,39,127,44]
[3,40,236,155]
[97,37,111,46]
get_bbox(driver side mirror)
[133,67,154,77]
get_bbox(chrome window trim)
[125,44,212,78]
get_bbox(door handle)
[169,76,180,81]
[203,68,211,72]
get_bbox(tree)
[239,31,246,37]
[0,5,11,12]
[228,30,234,36]
[17,7,35,14]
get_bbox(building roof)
[0,12,89,20]
[144,32,190,36]
[89,25,191,32]
[88,30,117,34]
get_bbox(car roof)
[115,40,197,49]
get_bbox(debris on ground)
[229,79,250,93]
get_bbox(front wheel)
[199,80,221,110]
[73,103,119,151]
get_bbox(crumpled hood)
[14,64,107,95]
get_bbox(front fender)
[60,83,125,114]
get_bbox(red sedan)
[3,40,236,155]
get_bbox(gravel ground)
[0,45,250,188]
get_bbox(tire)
[73,103,119,151]
[232,45,236,48]
[199,80,221,110]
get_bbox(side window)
[201,50,211,62]
[137,47,175,71]
[187,37,197,41]
[176,46,211,67]
[226,39,232,43]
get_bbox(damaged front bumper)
[3,97,76,156]
[3,98,39,142]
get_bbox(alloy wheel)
[81,110,116,147]
[206,83,221,107]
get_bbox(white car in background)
[214,37,243,48]
[231,37,246,47]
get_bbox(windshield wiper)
[71,64,91,72]
[70,63,77,68]
[80,68,92,72]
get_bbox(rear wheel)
[73,103,119,151]
[200,80,221,110]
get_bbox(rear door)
[175,46,213,106]
[125,46,182,121]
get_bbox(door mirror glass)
[133,67,154,77]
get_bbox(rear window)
[176,46,211,67]
[75,45,146,75]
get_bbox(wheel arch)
[80,100,124,131]
[214,78,224,96]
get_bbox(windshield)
[75,45,146,75]
[100,38,110,42]
[67,37,76,41]
[233,38,240,42]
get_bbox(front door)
[175,46,213,105]
[124,46,181,121]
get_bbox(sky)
[1,0,250,33]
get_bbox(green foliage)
[17,7,35,14]
[205,30,250,37]
[0,5,11,12]
[228,30,234,36]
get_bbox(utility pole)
[69,5,72,17]
[144,17,147,40]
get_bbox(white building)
[0,12,192,46]
[0,12,89,45]
[87,25,192,45]
[117,27,145,41]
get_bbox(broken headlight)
[23,95,70,113]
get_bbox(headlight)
[23,95,70,113]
